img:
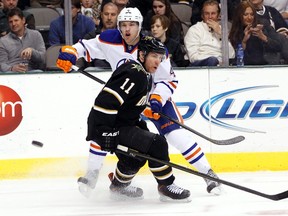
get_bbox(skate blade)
[159,194,192,203]
[78,177,92,198]
[109,191,144,201]
[209,185,222,196]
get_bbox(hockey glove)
[149,94,162,113]
[143,107,160,120]
[56,45,78,73]
[94,126,119,153]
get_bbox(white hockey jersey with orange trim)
[73,29,178,104]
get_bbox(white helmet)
[117,7,143,31]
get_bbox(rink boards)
[1,66,288,179]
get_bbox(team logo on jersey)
[131,64,144,72]
[116,58,132,69]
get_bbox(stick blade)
[270,190,288,201]
[210,135,245,145]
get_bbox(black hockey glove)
[94,126,119,153]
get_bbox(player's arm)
[151,54,178,105]
[56,37,103,73]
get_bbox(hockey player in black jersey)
[83,36,191,202]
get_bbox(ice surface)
[1,170,288,216]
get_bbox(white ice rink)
[1,169,288,216]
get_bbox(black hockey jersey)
[90,60,151,129]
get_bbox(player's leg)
[108,153,146,200]
[77,141,107,198]
[147,134,191,202]
[165,128,221,194]
[119,126,191,202]
[78,119,149,198]
[150,100,222,195]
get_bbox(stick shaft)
[116,145,288,201]
[158,111,245,145]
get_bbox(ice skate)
[204,169,222,195]
[77,170,99,198]
[109,183,144,200]
[158,183,191,202]
[108,172,144,200]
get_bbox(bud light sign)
[0,85,23,136]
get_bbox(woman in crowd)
[143,0,184,44]
[229,1,282,65]
[150,14,189,67]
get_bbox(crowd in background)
[0,0,288,72]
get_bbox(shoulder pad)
[99,29,122,44]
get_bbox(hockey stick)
[71,66,244,145]
[157,111,245,145]
[116,144,288,201]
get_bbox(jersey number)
[120,78,135,94]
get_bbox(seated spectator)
[101,0,130,13]
[30,0,63,8]
[113,0,128,12]
[81,0,102,26]
[191,0,241,25]
[229,1,282,65]
[0,8,46,72]
[263,0,288,25]
[249,0,288,62]
[184,0,235,66]
[250,0,288,33]
[48,0,95,46]
[0,0,35,37]
[150,14,189,67]
[142,0,184,44]
[77,1,118,70]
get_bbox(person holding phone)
[229,1,282,65]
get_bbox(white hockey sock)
[165,129,211,174]
[86,141,107,171]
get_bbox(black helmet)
[138,36,166,55]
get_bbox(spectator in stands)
[150,14,189,67]
[191,0,241,25]
[0,8,45,72]
[81,0,102,26]
[77,1,118,70]
[0,0,35,37]
[48,0,95,46]
[113,0,128,12]
[142,0,184,44]
[102,0,148,15]
[30,0,63,8]
[184,0,235,66]
[250,0,288,31]
[249,0,288,62]
[229,1,282,65]
[263,0,288,25]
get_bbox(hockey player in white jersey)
[57,7,221,198]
